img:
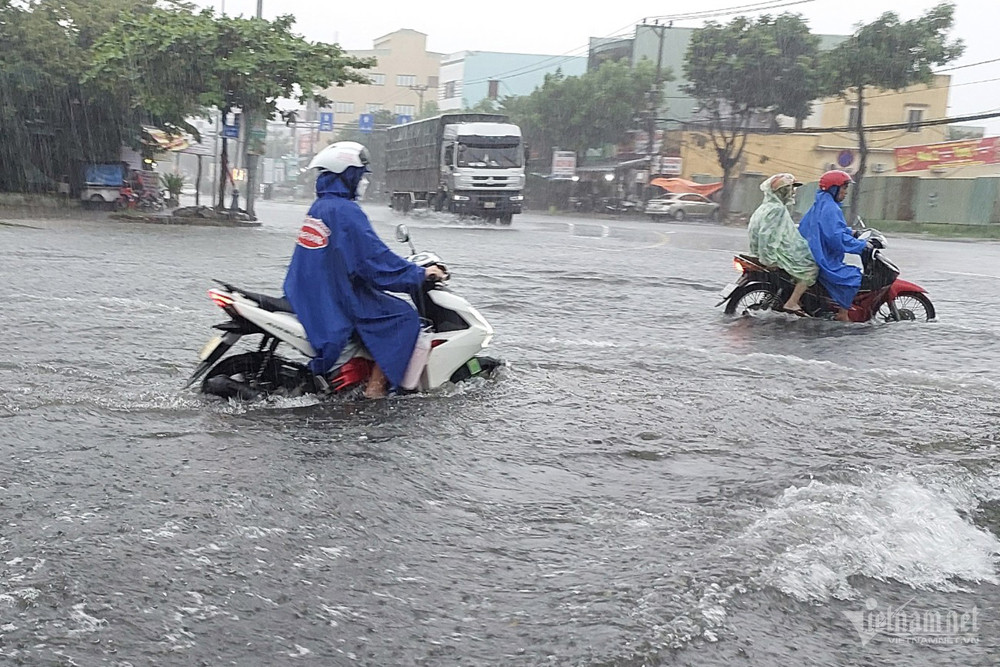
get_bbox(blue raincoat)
[797,190,868,309]
[283,172,426,386]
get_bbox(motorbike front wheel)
[878,291,936,322]
[724,284,780,316]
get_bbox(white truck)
[385,113,525,225]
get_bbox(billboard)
[894,137,1000,173]
[551,150,576,178]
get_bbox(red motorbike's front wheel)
[878,291,936,322]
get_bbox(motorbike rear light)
[734,259,745,274]
[431,339,447,348]
[208,289,234,308]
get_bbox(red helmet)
[819,170,854,191]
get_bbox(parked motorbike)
[138,189,165,212]
[602,197,641,215]
[186,225,502,400]
[717,224,935,322]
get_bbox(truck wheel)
[499,214,513,226]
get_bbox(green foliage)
[464,98,500,114]
[161,172,185,197]
[821,3,963,219]
[821,3,963,96]
[86,7,374,137]
[0,0,158,190]
[0,0,373,195]
[500,60,664,166]
[683,13,821,213]
[418,100,440,120]
[83,4,374,207]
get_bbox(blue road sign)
[358,113,374,133]
[222,113,241,139]
[319,112,334,132]
[395,114,413,125]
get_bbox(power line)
[779,109,1000,134]
[936,57,1000,73]
[810,75,1000,108]
[644,0,816,23]
[462,0,817,87]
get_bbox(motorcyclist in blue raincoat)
[283,142,446,398]
[798,170,870,322]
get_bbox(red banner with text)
[894,137,1000,173]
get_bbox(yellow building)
[319,29,442,135]
[673,74,953,183]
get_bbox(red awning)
[650,177,723,197]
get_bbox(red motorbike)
[718,227,935,322]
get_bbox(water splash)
[743,472,1000,601]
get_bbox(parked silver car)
[645,192,720,221]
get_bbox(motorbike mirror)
[853,215,867,229]
[395,223,417,254]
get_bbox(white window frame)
[397,74,416,87]
[365,103,383,113]
[368,73,386,86]
[333,102,354,114]
[394,104,415,116]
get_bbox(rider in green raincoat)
[747,173,818,315]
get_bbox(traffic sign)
[319,112,334,132]
[358,113,374,133]
[222,112,241,139]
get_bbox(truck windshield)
[457,144,522,168]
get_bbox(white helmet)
[308,141,371,174]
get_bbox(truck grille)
[472,176,511,187]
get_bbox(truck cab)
[439,122,524,224]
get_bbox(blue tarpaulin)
[84,164,124,186]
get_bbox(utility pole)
[645,21,667,161]
[244,0,264,218]
[410,85,428,116]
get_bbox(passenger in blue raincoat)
[283,142,446,398]
[798,170,870,322]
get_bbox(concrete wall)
[784,175,1000,225]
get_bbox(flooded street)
[2,202,1000,665]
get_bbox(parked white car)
[646,193,720,221]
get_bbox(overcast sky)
[195,0,1000,134]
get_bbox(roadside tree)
[822,3,963,221]
[684,13,821,215]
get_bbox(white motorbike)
[186,224,501,400]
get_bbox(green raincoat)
[747,177,818,284]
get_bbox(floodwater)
[2,201,999,665]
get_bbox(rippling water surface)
[2,202,999,665]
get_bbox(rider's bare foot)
[834,309,851,322]
[363,383,387,399]
[363,364,388,399]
